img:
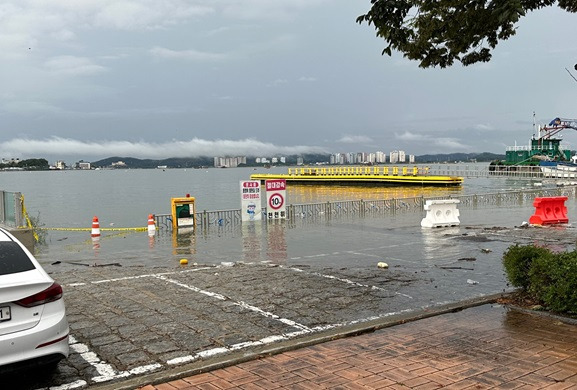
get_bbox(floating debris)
[68,262,121,267]
[439,266,474,270]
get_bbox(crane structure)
[540,117,577,139]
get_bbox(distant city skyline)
[3,142,502,170]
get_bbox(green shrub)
[529,251,577,313]
[502,244,552,290]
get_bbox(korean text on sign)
[265,180,286,191]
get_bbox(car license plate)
[0,306,11,322]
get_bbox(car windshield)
[0,242,36,275]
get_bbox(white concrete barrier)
[421,199,460,228]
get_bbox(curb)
[90,293,507,390]
[506,304,577,326]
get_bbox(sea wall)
[0,225,35,252]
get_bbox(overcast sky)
[1,1,577,163]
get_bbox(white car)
[0,228,69,372]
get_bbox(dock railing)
[154,185,577,231]
[427,164,543,179]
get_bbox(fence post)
[15,192,24,227]
[0,191,4,225]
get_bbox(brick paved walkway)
[138,304,577,389]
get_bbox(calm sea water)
[1,164,538,229]
[0,164,550,268]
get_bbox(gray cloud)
[0,137,328,161]
[336,135,373,144]
[149,47,229,62]
[0,1,575,161]
[44,56,107,75]
[395,131,470,152]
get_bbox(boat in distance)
[489,115,577,178]
[250,166,463,186]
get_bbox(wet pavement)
[4,210,577,389]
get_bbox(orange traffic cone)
[147,214,156,236]
[91,216,101,237]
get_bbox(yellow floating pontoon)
[250,166,463,187]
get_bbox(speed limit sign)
[269,193,284,210]
[265,179,287,219]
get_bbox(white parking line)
[69,336,115,377]
[45,379,87,390]
[66,267,215,287]
[167,305,419,366]
[39,337,161,389]
[57,262,416,388]
[68,336,164,384]
[285,266,414,299]
[92,363,163,383]
[153,275,228,300]
[154,275,311,332]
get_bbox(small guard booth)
[171,195,196,231]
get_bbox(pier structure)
[250,166,463,186]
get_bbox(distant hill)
[91,154,331,169]
[91,152,504,169]
[91,156,214,169]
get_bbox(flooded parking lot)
[9,202,577,389]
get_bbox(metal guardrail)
[0,191,25,228]
[153,186,577,231]
[154,208,262,232]
[428,164,544,179]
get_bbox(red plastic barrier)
[529,196,569,225]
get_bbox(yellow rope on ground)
[19,194,147,238]
[20,195,39,242]
[39,227,148,232]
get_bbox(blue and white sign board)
[240,180,262,221]
[265,179,287,220]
